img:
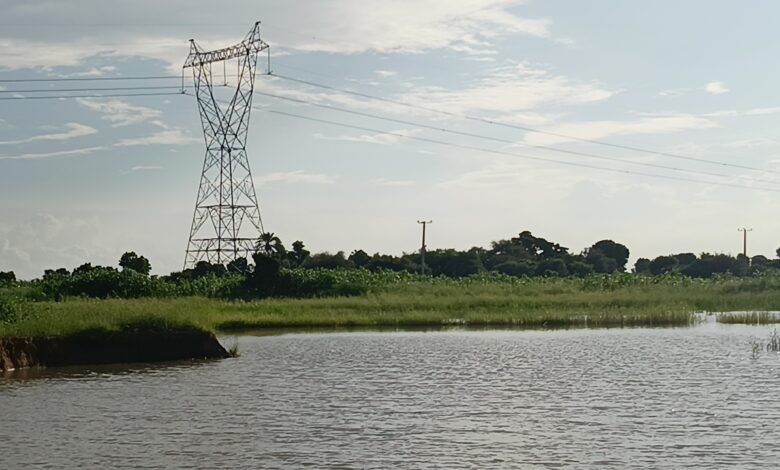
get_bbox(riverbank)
[0,321,228,371]
[0,275,780,364]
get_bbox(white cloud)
[721,138,779,149]
[114,129,198,147]
[0,122,97,145]
[686,106,780,119]
[705,81,729,95]
[438,159,568,189]
[744,107,780,116]
[403,63,614,114]
[130,165,163,171]
[375,70,398,78]
[0,36,187,72]
[373,178,414,186]
[255,170,337,186]
[77,99,162,127]
[274,0,551,55]
[314,129,420,145]
[523,115,717,146]
[264,62,610,127]
[0,214,115,279]
[55,66,118,78]
[0,0,551,71]
[659,88,689,97]
[0,146,105,160]
[0,1,551,70]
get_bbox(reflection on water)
[2,322,780,468]
[1,359,215,382]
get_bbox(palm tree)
[256,232,285,258]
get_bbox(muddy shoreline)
[0,330,229,371]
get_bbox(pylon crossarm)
[183,23,268,68]
[183,40,269,68]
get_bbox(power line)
[253,89,780,187]
[0,75,180,83]
[263,108,780,194]
[182,89,780,193]
[0,91,185,101]
[270,73,779,175]
[0,23,249,26]
[4,72,778,190]
[0,85,188,94]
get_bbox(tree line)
[2,230,779,299]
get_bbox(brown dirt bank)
[0,329,229,371]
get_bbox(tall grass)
[3,272,780,337]
[718,312,773,324]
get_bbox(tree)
[536,258,569,277]
[348,249,371,268]
[72,263,109,276]
[493,260,536,277]
[256,232,286,259]
[672,253,697,267]
[514,231,569,259]
[226,257,249,274]
[731,254,750,277]
[569,260,594,277]
[192,261,227,278]
[590,240,630,272]
[0,271,16,286]
[301,251,352,269]
[751,255,770,267]
[422,248,482,277]
[245,252,288,297]
[649,256,677,275]
[586,249,618,273]
[368,253,410,272]
[632,258,649,274]
[119,251,151,275]
[287,240,311,267]
[43,268,70,279]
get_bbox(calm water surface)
[2,322,780,468]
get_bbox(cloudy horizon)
[2,0,780,278]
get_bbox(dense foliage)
[2,231,780,303]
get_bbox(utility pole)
[417,220,432,275]
[738,227,753,258]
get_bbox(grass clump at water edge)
[6,273,780,337]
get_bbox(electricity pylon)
[182,22,270,269]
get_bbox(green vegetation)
[3,272,780,337]
[2,229,780,339]
[718,312,773,324]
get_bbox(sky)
[2,0,780,278]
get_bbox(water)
[2,322,780,468]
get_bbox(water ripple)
[2,324,780,468]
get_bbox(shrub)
[0,292,29,324]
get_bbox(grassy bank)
[3,273,780,337]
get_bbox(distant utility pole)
[417,220,432,275]
[738,227,753,257]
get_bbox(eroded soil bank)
[0,330,229,371]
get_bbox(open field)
[3,273,780,337]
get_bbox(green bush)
[0,292,29,324]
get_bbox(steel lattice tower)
[182,22,270,268]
